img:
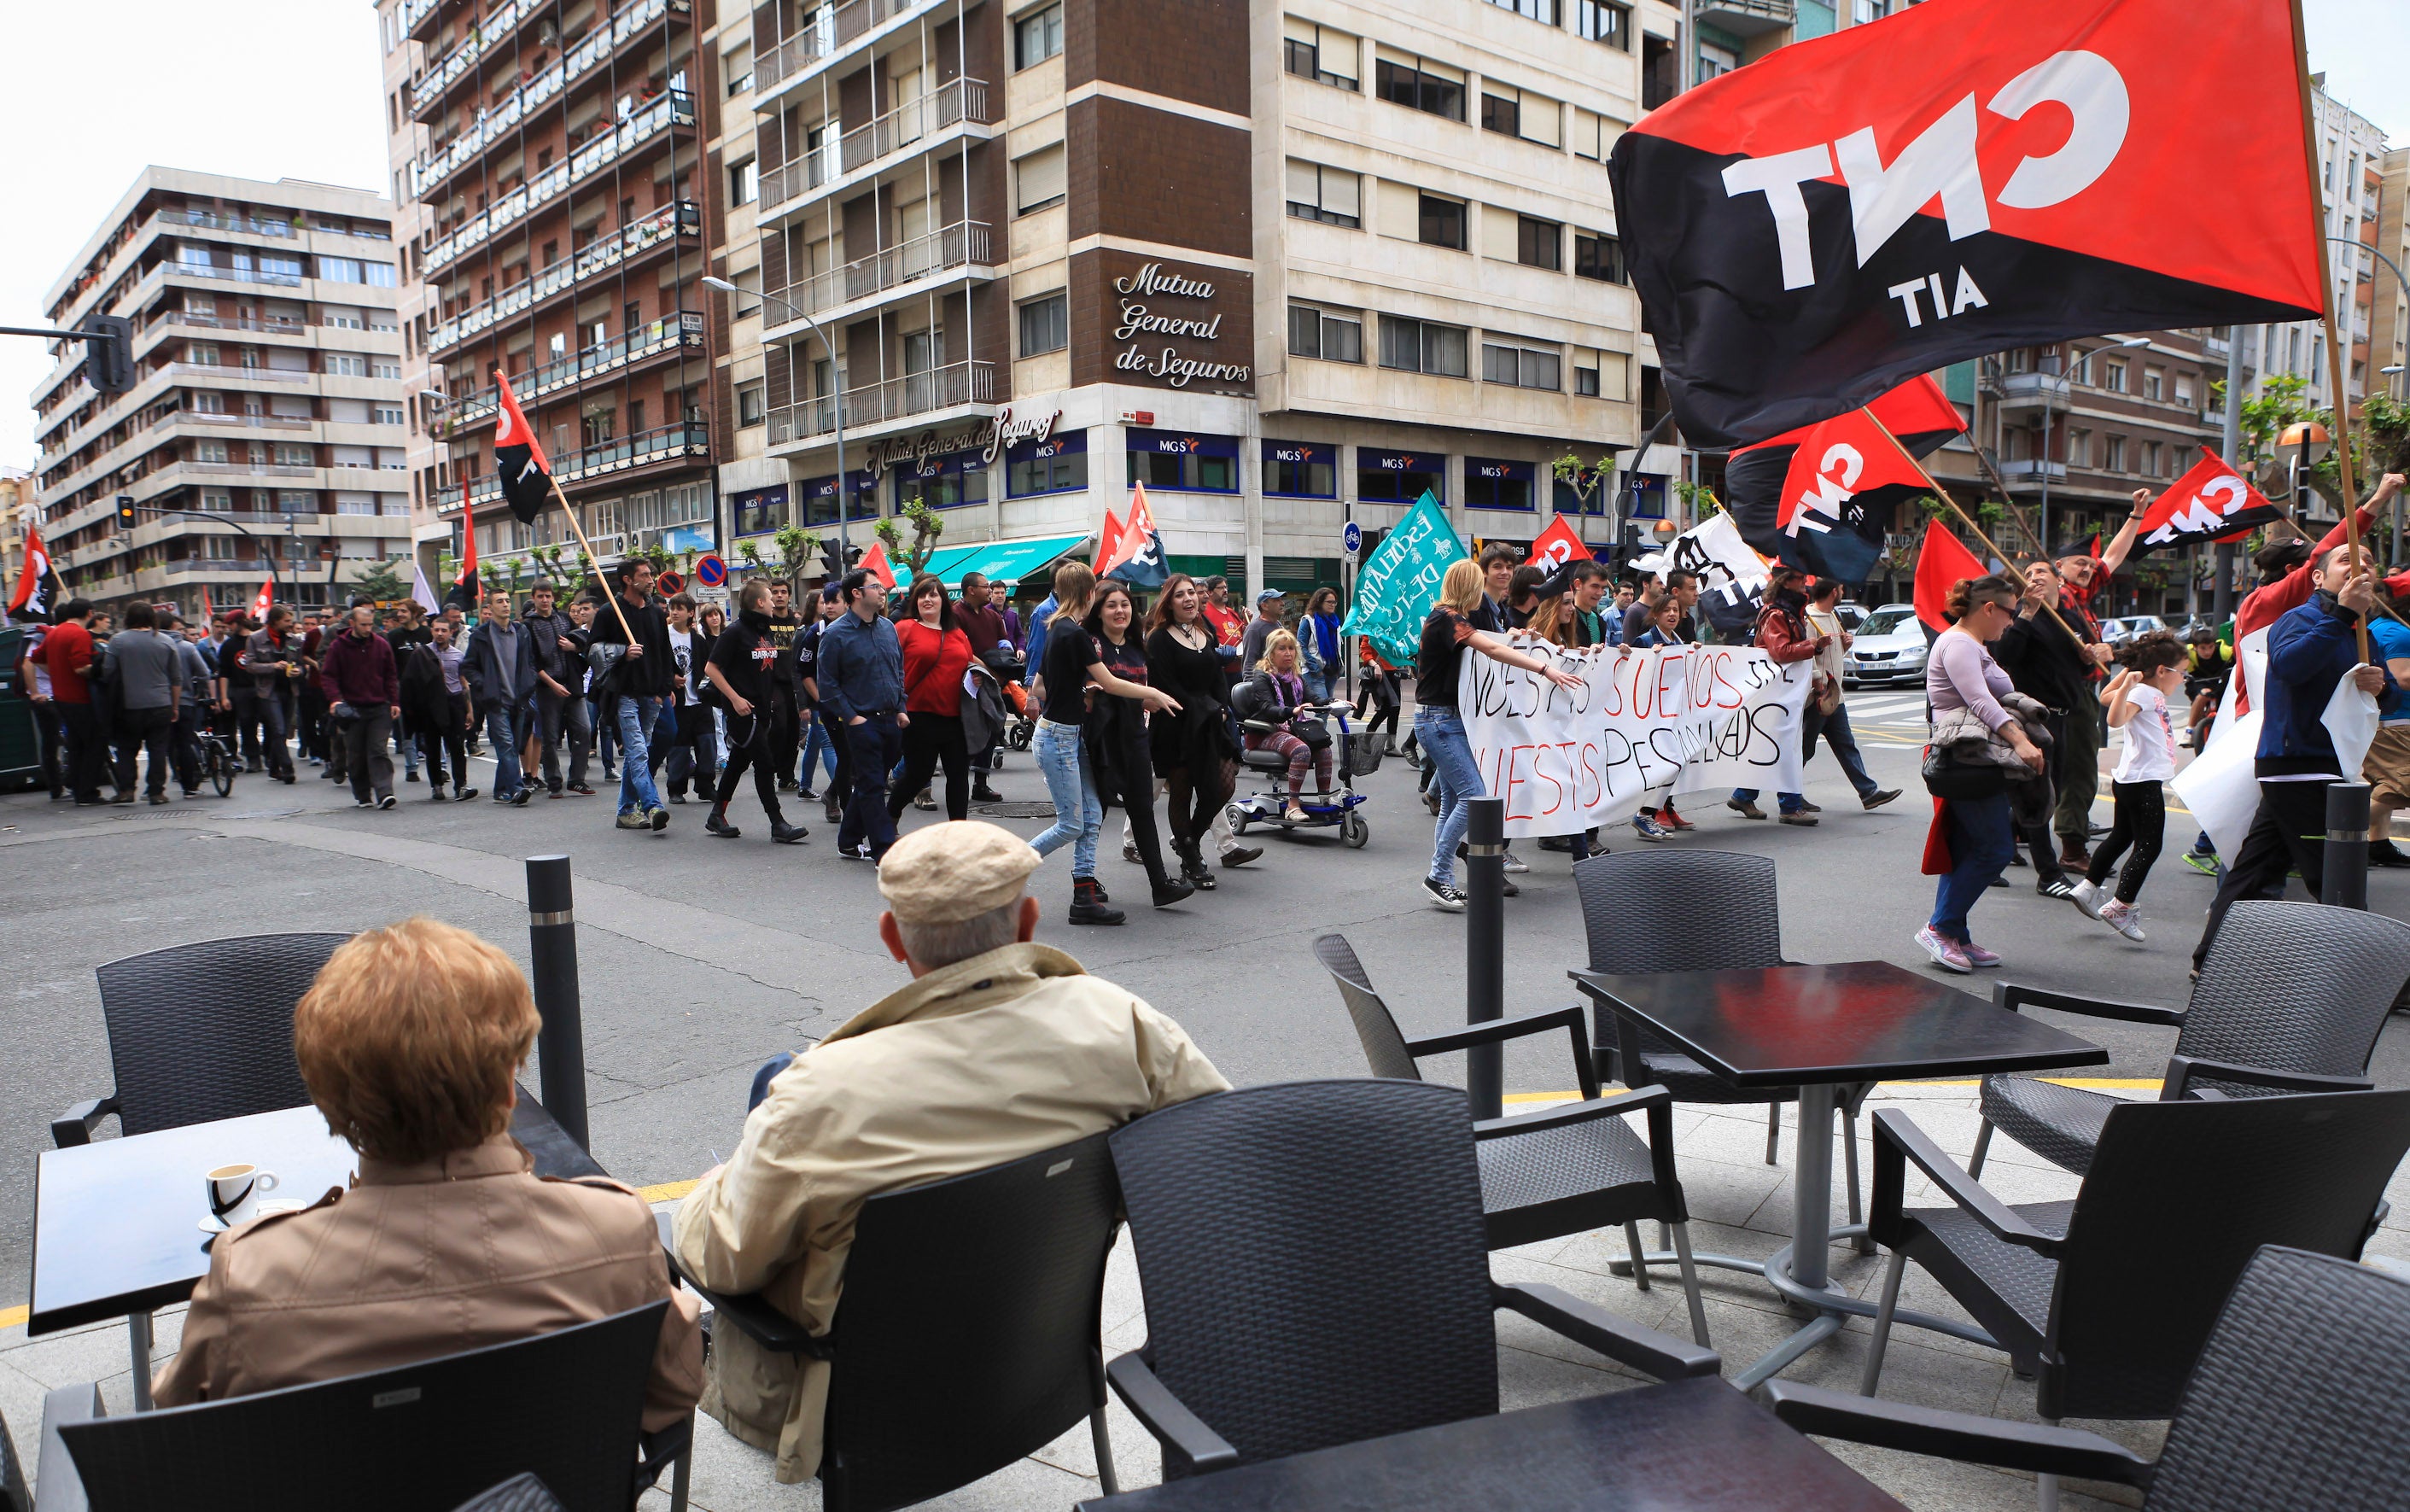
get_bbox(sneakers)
[567,782,597,796]
[1656,807,1695,832]
[2181,851,2218,876]
[429,789,448,802]
[616,811,651,831]
[2098,899,2146,942]
[2069,879,2108,919]
[706,809,742,839]
[376,793,397,810]
[913,787,939,811]
[1632,812,1672,842]
[1962,942,2004,968]
[648,805,669,832]
[1422,876,1468,911]
[455,785,478,802]
[1915,925,1974,974]
[2036,877,2076,901]
[1727,797,1766,820]
[797,787,820,803]
[510,788,532,807]
[1778,812,1820,826]
[2372,841,2410,868]
[841,841,877,861]
[405,770,421,783]
[1501,849,1530,874]
[1862,788,1902,810]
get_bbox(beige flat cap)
[877,820,1042,925]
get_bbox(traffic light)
[80,316,132,398]
[115,495,137,532]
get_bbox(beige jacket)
[155,1135,703,1433]
[672,943,1228,1483]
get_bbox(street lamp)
[703,275,849,567]
[2035,336,2151,557]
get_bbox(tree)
[1550,452,1618,519]
[772,522,822,587]
[349,556,411,605]
[874,497,944,571]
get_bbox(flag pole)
[1863,410,2092,652]
[545,475,639,645]
[2289,0,2371,664]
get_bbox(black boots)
[1070,876,1124,925]
[706,808,741,838]
[1176,840,1216,890]
[1151,877,1195,908]
[772,819,808,844]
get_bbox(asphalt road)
[6,695,2407,1311]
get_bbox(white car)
[2100,615,2174,643]
[1842,604,1929,687]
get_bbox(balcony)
[1994,372,2071,411]
[767,359,998,448]
[760,79,995,217]
[160,260,306,288]
[755,0,927,102]
[407,0,672,198]
[155,410,316,432]
[161,207,294,239]
[446,312,708,429]
[767,220,993,328]
[760,148,832,212]
[1695,0,1796,35]
[160,312,312,337]
[403,0,442,40]
[465,420,709,505]
[429,201,697,354]
[1997,459,2068,483]
[406,0,543,120]
[423,92,693,275]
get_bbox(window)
[2102,358,2128,393]
[277,490,313,513]
[364,262,395,287]
[1574,231,1625,283]
[1358,447,1443,503]
[2143,365,2164,400]
[1517,216,1561,271]
[1573,0,1630,49]
[1281,20,1358,90]
[1014,143,1065,214]
[1007,430,1088,495]
[195,439,228,464]
[896,452,990,511]
[1482,85,1561,147]
[372,359,402,380]
[2104,435,2127,471]
[1483,339,1561,390]
[1465,458,1535,511]
[1484,0,1559,23]
[1287,302,1364,363]
[199,490,232,512]
[725,42,753,96]
[1125,429,1239,493]
[326,353,367,377]
[1375,55,1465,122]
[1575,366,1600,396]
[1698,44,1739,81]
[1263,440,1337,499]
[1018,291,1068,357]
[187,343,219,365]
[338,495,376,515]
[732,485,786,535]
[1285,161,1362,228]
[1481,93,1520,140]
[2143,440,2163,476]
[1013,3,1063,69]
[2175,373,2197,406]
[737,382,764,426]
[1418,193,1467,250]
[371,405,405,425]
[729,157,758,207]
[1380,315,1469,377]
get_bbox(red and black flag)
[2131,448,2284,556]
[1726,375,1965,583]
[492,369,552,526]
[1608,0,2325,448]
[444,481,480,611]
[6,522,62,623]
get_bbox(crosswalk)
[1844,692,1934,732]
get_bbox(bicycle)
[195,727,238,797]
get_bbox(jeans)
[658,703,721,797]
[115,705,174,797]
[616,695,663,814]
[1303,668,1333,704]
[1417,705,1485,884]
[344,707,395,803]
[1803,701,1881,799]
[593,692,617,774]
[486,700,526,798]
[253,687,293,778]
[839,714,904,855]
[749,1051,797,1113]
[800,709,837,791]
[537,688,591,791]
[1030,718,1103,876]
[1930,791,2016,943]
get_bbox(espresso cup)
[206,1164,280,1225]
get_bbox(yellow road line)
[639,1178,699,1204]
[0,1304,26,1331]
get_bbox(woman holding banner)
[1918,575,2048,973]
[1415,560,1586,911]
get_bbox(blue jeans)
[749,1051,797,1112]
[1730,785,1806,813]
[1930,791,2015,943]
[616,695,663,815]
[1303,668,1333,704]
[1030,718,1102,876]
[485,700,524,798]
[800,709,837,790]
[1416,705,1485,884]
[839,714,904,855]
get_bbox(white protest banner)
[1460,638,1812,838]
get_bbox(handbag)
[1921,742,2006,800]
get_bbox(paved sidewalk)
[7,1078,2399,1509]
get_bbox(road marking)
[0,1304,26,1331]
[641,1178,700,1204]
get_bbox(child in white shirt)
[2072,632,2189,940]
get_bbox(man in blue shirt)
[817,569,906,861]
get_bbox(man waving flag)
[492,370,553,526]
[1609,0,2325,447]
[5,522,61,623]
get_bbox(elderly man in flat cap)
[670,820,1228,1484]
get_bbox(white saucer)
[199,1198,306,1234]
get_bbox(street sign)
[1341,521,1363,555]
[693,553,727,587]
[656,570,685,596]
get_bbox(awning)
[920,531,1094,591]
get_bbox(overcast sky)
[0,0,2401,475]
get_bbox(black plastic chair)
[1857,1090,2410,1509]
[1104,1080,1721,1477]
[51,931,350,1147]
[662,1130,1123,1512]
[1315,932,1709,1346]
[48,1302,685,1512]
[1765,1245,2410,1512]
[448,1474,565,1512]
[1969,899,2410,1177]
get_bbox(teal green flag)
[1339,490,1466,667]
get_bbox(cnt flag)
[2131,449,2284,556]
[1911,518,1988,635]
[444,482,481,610]
[1103,483,1169,588]
[1726,376,1964,583]
[1608,0,2325,448]
[248,579,275,624]
[5,522,63,623]
[491,370,553,525]
[1529,516,1593,573]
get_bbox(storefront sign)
[1112,261,1252,388]
[861,404,1063,478]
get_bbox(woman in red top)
[888,573,976,822]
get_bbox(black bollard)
[1466,796,1506,1121]
[2325,783,2371,911]
[525,854,591,1150]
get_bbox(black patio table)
[27,1089,603,1404]
[1077,1375,1906,1511]
[1571,960,2107,1388]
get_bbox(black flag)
[492,370,552,526]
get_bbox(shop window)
[1358,448,1443,504]
[1263,440,1337,499]
[1124,428,1239,493]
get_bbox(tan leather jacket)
[155,1135,703,1433]
[672,942,1228,1483]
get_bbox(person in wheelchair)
[1239,630,1333,821]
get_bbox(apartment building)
[27,171,410,621]
[0,470,33,596]
[2378,147,2408,404]
[376,0,759,587]
[719,0,1650,595]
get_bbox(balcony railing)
[161,312,310,336]
[769,220,991,323]
[760,148,831,212]
[447,312,706,429]
[755,0,922,96]
[402,0,441,38]
[467,420,709,503]
[768,359,997,446]
[406,0,543,118]
[155,410,316,431]
[1995,372,2072,407]
[406,0,670,197]
[1998,459,2069,483]
[165,207,293,238]
[1695,0,1796,36]
[186,461,318,477]
[162,260,306,288]
[423,92,691,275]
[429,201,697,353]
[167,362,312,384]
[842,78,992,173]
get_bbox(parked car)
[2100,615,2175,643]
[1841,604,1928,687]
[1833,602,1868,632]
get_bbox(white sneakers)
[2068,879,2108,919]
[2070,878,2145,939]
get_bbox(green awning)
[923,531,1094,591]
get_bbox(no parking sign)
[694,554,728,587]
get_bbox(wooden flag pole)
[546,475,639,646]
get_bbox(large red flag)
[446,480,481,610]
[1610,0,2324,447]
[2133,448,2285,555]
[858,540,896,591]
[1094,505,1129,576]
[1530,516,1593,572]
[248,579,274,623]
[1101,485,1168,587]
[491,369,552,526]
[1912,518,1987,634]
[1728,376,1967,580]
[6,522,61,622]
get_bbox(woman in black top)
[1082,582,1193,909]
[1144,574,1241,888]
[701,580,805,844]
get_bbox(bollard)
[2325,783,2371,912]
[525,854,591,1151]
[1465,796,1507,1121]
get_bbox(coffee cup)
[206,1164,279,1226]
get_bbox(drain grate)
[972,801,1058,820]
